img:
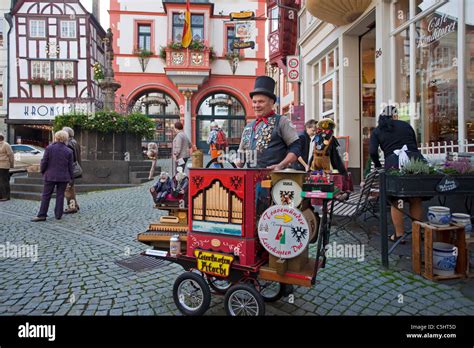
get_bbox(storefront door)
[360,27,376,177]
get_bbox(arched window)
[132,91,180,150]
[196,93,246,150]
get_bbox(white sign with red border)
[258,205,310,259]
[287,55,301,83]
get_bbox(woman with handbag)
[63,127,82,214]
[31,130,74,221]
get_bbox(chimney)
[92,0,100,22]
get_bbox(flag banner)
[181,0,192,48]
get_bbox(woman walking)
[31,130,74,222]
[172,121,192,175]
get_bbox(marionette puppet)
[150,171,173,204]
[171,167,189,200]
[310,118,347,175]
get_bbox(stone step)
[131,177,153,185]
[11,183,137,195]
[10,191,43,201]
[130,171,152,179]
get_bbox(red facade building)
[110,0,267,155]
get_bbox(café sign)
[417,13,457,48]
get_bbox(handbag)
[73,161,83,179]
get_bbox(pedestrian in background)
[0,133,14,201]
[292,119,316,171]
[172,121,192,175]
[62,127,81,214]
[31,130,73,222]
[207,122,228,168]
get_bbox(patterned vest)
[241,115,287,168]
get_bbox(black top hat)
[249,76,276,102]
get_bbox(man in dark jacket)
[292,119,316,171]
[31,131,74,221]
[236,76,301,169]
[63,127,81,214]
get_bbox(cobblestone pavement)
[1,179,474,316]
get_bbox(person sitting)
[150,171,172,204]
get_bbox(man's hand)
[267,163,285,171]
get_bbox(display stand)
[412,221,467,281]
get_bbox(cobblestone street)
[1,177,474,316]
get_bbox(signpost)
[287,55,301,83]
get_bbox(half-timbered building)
[7,0,105,147]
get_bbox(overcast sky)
[81,0,110,30]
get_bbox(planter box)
[386,174,474,197]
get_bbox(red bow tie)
[254,111,275,131]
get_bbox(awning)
[306,0,372,26]
[6,119,54,125]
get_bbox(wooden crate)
[412,221,467,281]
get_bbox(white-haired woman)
[0,133,14,201]
[31,130,74,222]
[62,126,81,214]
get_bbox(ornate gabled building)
[110,0,267,155]
[7,0,106,147]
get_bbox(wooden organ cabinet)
[187,169,272,266]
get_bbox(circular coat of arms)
[258,205,310,259]
[271,179,302,207]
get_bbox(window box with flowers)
[27,77,77,86]
[159,40,215,68]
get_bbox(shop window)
[30,20,46,38]
[415,1,459,143]
[137,24,151,51]
[60,21,76,38]
[312,48,339,123]
[466,3,474,140]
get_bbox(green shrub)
[53,111,155,138]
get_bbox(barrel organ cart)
[137,168,341,316]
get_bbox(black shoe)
[64,209,78,214]
[55,217,62,220]
[31,217,46,222]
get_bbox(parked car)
[11,144,45,169]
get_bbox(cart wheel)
[173,272,211,316]
[258,280,287,303]
[207,276,232,294]
[224,283,265,316]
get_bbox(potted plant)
[93,62,104,81]
[133,48,154,72]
